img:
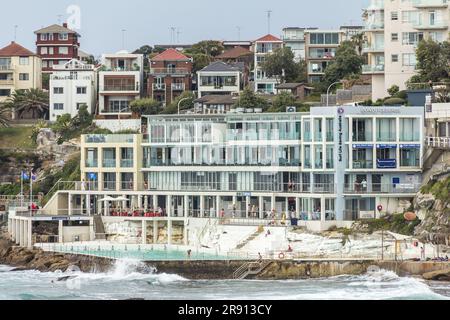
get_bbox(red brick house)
[34,23,80,73]
[147,49,193,107]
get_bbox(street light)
[178,97,191,115]
[326,81,342,107]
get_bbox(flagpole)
[20,171,23,207]
[29,170,33,216]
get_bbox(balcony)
[367,0,385,10]
[101,84,140,92]
[364,22,385,31]
[153,83,166,91]
[362,43,385,53]
[0,79,14,85]
[150,68,190,75]
[0,65,13,71]
[412,0,448,8]
[120,159,134,168]
[85,159,98,168]
[171,83,185,91]
[102,159,116,168]
[376,159,397,169]
[413,20,448,30]
[344,183,421,194]
[352,160,374,169]
[362,64,385,74]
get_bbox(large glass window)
[314,119,323,142]
[400,118,420,141]
[103,173,116,190]
[314,145,323,169]
[326,118,334,142]
[400,148,420,167]
[376,118,396,142]
[304,145,311,169]
[352,147,374,169]
[352,119,373,141]
[326,145,334,169]
[120,148,133,167]
[102,148,116,167]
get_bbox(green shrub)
[383,97,406,106]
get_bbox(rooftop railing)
[84,134,135,144]
[150,68,190,75]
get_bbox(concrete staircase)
[235,227,264,250]
[93,215,106,240]
[233,261,272,280]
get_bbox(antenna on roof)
[14,25,18,42]
[266,10,272,34]
[176,28,181,44]
[121,29,126,50]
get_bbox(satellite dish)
[404,212,417,221]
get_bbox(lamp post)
[326,81,342,107]
[178,97,191,115]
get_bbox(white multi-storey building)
[98,51,144,119]
[197,61,243,98]
[49,59,97,121]
[363,0,450,100]
[40,106,425,233]
[253,34,283,94]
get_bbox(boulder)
[414,193,435,211]
[422,268,450,281]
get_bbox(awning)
[352,144,373,149]
[376,144,397,149]
[399,144,421,149]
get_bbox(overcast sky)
[0,0,369,57]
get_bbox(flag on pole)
[21,171,30,181]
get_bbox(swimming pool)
[40,244,247,261]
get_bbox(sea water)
[0,262,448,300]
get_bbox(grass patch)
[0,127,36,149]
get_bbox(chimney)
[63,23,68,28]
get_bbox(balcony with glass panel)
[353,119,373,142]
[412,0,448,8]
[352,147,374,169]
[362,64,385,74]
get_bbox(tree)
[261,47,302,84]
[0,104,11,127]
[269,92,297,112]
[161,91,196,114]
[130,98,162,115]
[184,41,225,73]
[133,45,153,69]
[323,41,364,86]
[233,87,269,110]
[351,33,365,56]
[387,85,400,97]
[5,88,49,120]
[72,104,93,128]
[413,39,450,83]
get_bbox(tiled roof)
[0,42,36,57]
[255,34,282,42]
[216,46,253,59]
[34,24,79,35]
[195,94,238,105]
[151,48,191,61]
[200,61,242,73]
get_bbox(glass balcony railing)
[413,20,448,30]
[85,159,98,168]
[102,159,116,168]
[120,159,134,168]
[412,0,448,8]
[362,43,385,52]
[352,160,374,169]
[362,64,385,73]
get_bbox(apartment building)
[363,0,450,100]
[52,106,422,228]
[0,42,42,105]
[34,23,81,73]
[147,49,193,107]
[305,30,343,83]
[98,51,144,119]
[197,61,243,98]
[282,27,309,61]
[49,59,97,121]
[253,34,283,94]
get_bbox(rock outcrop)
[414,192,450,246]
[422,268,450,281]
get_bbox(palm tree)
[5,88,49,120]
[0,104,11,127]
[351,33,365,56]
